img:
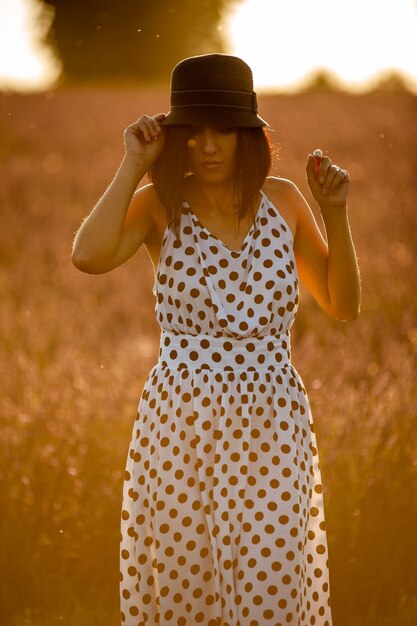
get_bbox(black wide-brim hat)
[160,53,269,128]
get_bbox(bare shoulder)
[263,175,303,199]
[262,176,301,240]
[125,183,165,244]
[129,182,162,215]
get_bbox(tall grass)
[1,86,416,625]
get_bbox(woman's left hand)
[306,152,350,209]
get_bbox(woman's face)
[185,126,238,183]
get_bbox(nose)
[200,127,217,154]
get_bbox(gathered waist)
[157,329,291,371]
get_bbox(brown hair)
[148,126,272,239]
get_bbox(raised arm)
[71,113,165,274]
[272,154,361,321]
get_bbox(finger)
[125,116,158,143]
[148,116,162,138]
[318,156,332,184]
[136,122,150,142]
[324,164,341,191]
[143,115,158,141]
[152,113,166,135]
[306,154,320,188]
[340,169,350,183]
[126,117,150,140]
[313,148,323,176]
[150,114,167,138]
[138,117,155,142]
[132,115,157,141]
[328,167,349,190]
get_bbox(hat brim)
[160,106,268,128]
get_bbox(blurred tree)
[370,70,411,92]
[300,69,344,92]
[42,0,238,82]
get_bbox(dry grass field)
[1,85,416,625]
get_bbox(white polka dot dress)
[120,190,333,626]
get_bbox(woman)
[72,53,360,626]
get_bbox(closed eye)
[186,126,203,138]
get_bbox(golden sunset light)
[224,0,417,92]
[1,0,417,92]
[0,0,61,91]
[2,0,417,623]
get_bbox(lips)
[201,161,222,167]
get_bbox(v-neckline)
[183,192,265,255]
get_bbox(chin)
[194,169,234,184]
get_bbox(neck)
[184,175,237,216]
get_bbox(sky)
[224,0,417,92]
[0,0,417,92]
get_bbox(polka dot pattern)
[120,190,333,625]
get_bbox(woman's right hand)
[123,113,166,167]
